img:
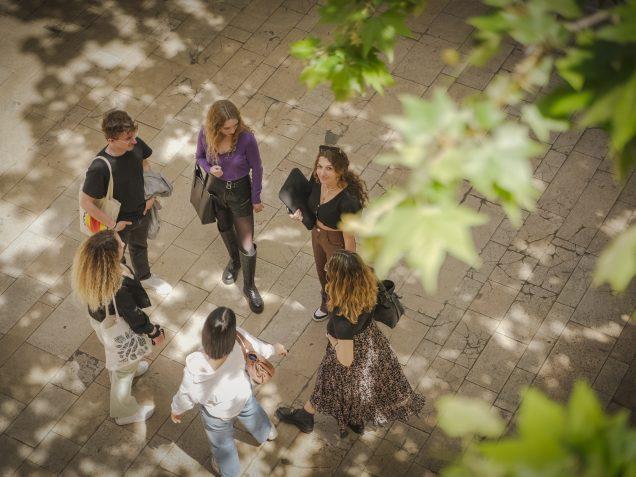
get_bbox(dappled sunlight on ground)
[1,0,635,475]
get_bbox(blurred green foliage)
[437,382,636,477]
[291,0,422,99]
[292,0,636,293]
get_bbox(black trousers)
[118,213,151,280]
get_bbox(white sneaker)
[312,307,328,322]
[115,404,155,425]
[134,360,149,378]
[267,423,278,441]
[142,275,173,295]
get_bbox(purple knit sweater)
[195,128,264,204]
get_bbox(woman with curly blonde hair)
[195,99,265,313]
[276,251,425,437]
[72,230,165,425]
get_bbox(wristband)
[151,328,164,345]
[148,325,163,339]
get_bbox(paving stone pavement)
[0,0,635,475]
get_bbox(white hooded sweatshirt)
[171,328,275,419]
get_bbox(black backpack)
[373,280,405,328]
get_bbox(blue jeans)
[200,395,271,477]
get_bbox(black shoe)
[348,422,365,434]
[220,231,240,284]
[240,245,264,314]
[276,407,314,433]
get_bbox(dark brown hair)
[202,307,237,359]
[312,146,368,207]
[101,110,137,140]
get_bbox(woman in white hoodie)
[170,306,286,477]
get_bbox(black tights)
[217,208,255,253]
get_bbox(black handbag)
[190,163,216,224]
[278,168,316,230]
[373,280,405,328]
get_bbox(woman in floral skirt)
[276,250,425,437]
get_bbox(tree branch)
[564,10,612,32]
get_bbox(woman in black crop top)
[290,145,368,321]
[276,251,425,438]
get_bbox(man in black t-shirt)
[80,110,172,295]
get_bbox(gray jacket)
[144,171,173,240]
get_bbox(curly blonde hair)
[204,99,249,160]
[72,230,122,312]
[325,250,377,324]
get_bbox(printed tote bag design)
[79,156,121,235]
[100,296,151,371]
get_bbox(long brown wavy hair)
[325,250,377,324]
[204,99,249,160]
[72,230,122,312]
[312,146,368,207]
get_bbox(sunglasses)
[319,144,343,154]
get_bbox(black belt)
[213,176,249,190]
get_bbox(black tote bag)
[372,280,405,328]
[190,164,216,224]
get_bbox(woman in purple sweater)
[196,100,264,313]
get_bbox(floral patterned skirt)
[310,320,425,433]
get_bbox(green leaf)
[300,67,324,89]
[506,2,568,46]
[344,198,486,293]
[441,381,636,476]
[482,0,516,6]
[539,88,594,118]
[464,122,542,217]
[517,388,566,443]
[290,37,321,59]
[524,56,554,90]
[615,137,636,181]
[361,59,394,94]
[437,395,505,438]
[556,49,594,91]
[535,0,581,18]
[521,103,569,142]
[597,0,636,43]
[486,74,524,105]
[382,10,412,37]
[593,224,636,292]
[566,381,605,445]
[480,437,570,469]
[480,388,570,467]
[360,17,384,57]
[610,72,636,152]
[472,100,506,130]
[468,13,510,34]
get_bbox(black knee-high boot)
[220,230,241,285]
[240,245,264,313]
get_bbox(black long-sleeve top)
[88,274,158,338]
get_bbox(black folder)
[278,168,316,230]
